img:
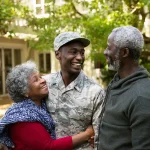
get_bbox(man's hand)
[0,143,9,150]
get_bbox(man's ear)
[120,48,129,58]
[55,51,61,60]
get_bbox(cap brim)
[55,37,90,51]
[71,38,90,47]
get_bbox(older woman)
[0,61,94,150]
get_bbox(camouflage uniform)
[43,71,105,150]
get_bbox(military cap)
[54,31,90,51]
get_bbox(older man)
[97,26,150,150]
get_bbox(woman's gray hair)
[112,26,144,60]
[6,60,39,103]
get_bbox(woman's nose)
[40,78,46,83]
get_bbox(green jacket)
[98,66,150,150]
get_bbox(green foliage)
[26,0,150,86]
[23,0,150,52]
[1,0,150,86]
[0,0,31,36]
[140,54,150,73]
[100,67,116,87]
[0,0,16,34]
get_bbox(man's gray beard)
[108,49,120,71]
[108,59,120,71]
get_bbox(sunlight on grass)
[0,104,12,118]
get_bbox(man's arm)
[130,96,150,149]
[92,88,105,132]
[92,87,105,149]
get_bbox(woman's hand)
[85,125,95,148]
[85,125,94,138]
[88,136,94,148]
[72,125,94,148]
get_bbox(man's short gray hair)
[6,61,39,102]
[112,26,144,60]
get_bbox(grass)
[0,95,13,118]
[0,104,12,118]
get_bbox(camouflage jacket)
[43,71,105,150]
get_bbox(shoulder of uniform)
[81,74,104,92]
[42,72,59,80]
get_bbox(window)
[39,53,51,73]
[0,49,2,94]
[39,53,44,72]
[46,53,51,71]
[4,49,12,80]
[36,0,41,4]
[34,0,51,16]
[14,49,21,66]
[0,48,21,95]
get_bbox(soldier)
[43,32,105,150]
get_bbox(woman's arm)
[9,122,94,150]
[10,122,72,150]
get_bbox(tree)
[24,0,149,48]
[2,0,150,85]
[24,0,150,86]
[0,0,31,37]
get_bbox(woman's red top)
[9,122,72,150]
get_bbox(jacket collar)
[51,71,84,93]
[110,66,150,89]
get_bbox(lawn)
[0,95,13,118]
